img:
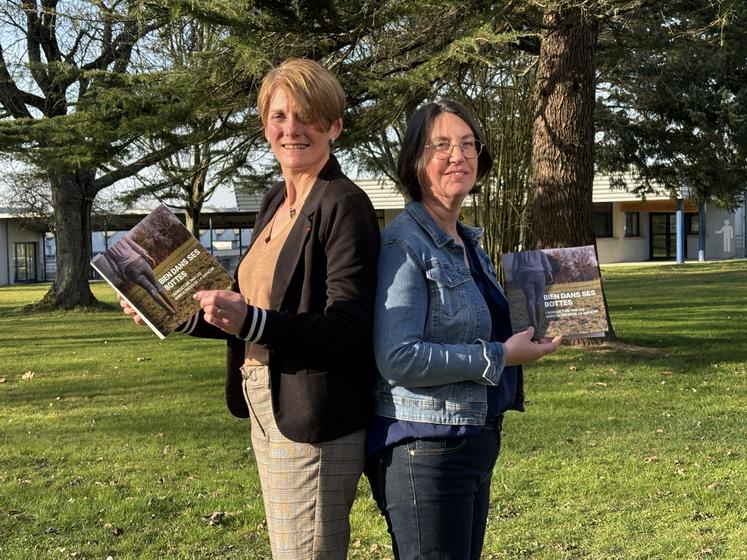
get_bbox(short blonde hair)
[257,58,346,131]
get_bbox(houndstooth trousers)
[241,365,365,559]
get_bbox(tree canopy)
[1,0,744,309]
[596,0,747,208]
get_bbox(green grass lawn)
[1,261,746,559]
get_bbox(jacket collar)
[264,154,344,310]
[405,200,483,247]
[297,154,343,217]
[237,154,344,282]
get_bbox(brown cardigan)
[183,156,380,443]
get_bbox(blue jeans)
[365,427,501,560]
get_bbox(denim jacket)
[373,201,519,426]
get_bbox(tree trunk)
[529,7,616,341]
[185,203,202,237]
[529,7,597,248]
[40,170,98,309]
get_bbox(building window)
[14,242,38,282]
[685,214,699,235]
[593,203,613,238]
[624,212,640,237]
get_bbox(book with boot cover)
[501,245,609,339]
[91,204,233,339]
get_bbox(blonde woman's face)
[264,88,341,175]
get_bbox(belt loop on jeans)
[485,414,503,432]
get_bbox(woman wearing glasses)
[366,100,561,559]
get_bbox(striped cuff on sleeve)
[175,312,200,335]
[236,305,267,342]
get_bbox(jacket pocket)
[425,259,470,318]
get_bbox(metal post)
[675,198,684,264]
[41,229,47,282]
[209,216,214,255]
[4,220,10,285]
[698,202,706,262]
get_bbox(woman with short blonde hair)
[121,58,379,559]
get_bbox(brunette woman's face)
[264,88,341,174]
[421,112,478,210]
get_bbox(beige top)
[238,208,299,365]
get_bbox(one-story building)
[0,204,255,286]
[349,175,747,263]
[590,175,746,263]
[2,177,745,285]
[0,208,47,285]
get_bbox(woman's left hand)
[504,327,562,366]
[193,290,248,336]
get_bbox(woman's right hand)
[504,327,562,366]
[192,289,248,336]
[118,294,146,326]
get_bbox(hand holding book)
[91,204,233,339]
[118,293,146,326]
[193,290,248,336]
[503,327,563,366]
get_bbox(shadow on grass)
[21,299,117,314]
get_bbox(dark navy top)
[366,239,520,458]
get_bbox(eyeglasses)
[426,139,483,160]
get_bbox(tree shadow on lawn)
[2,364,225,404]
[2,385,247,456]
[10,313,155,336]
[540,336,742,379]
[0,298,121,317]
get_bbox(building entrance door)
[649,213,685,260]
[14,242,38,282]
